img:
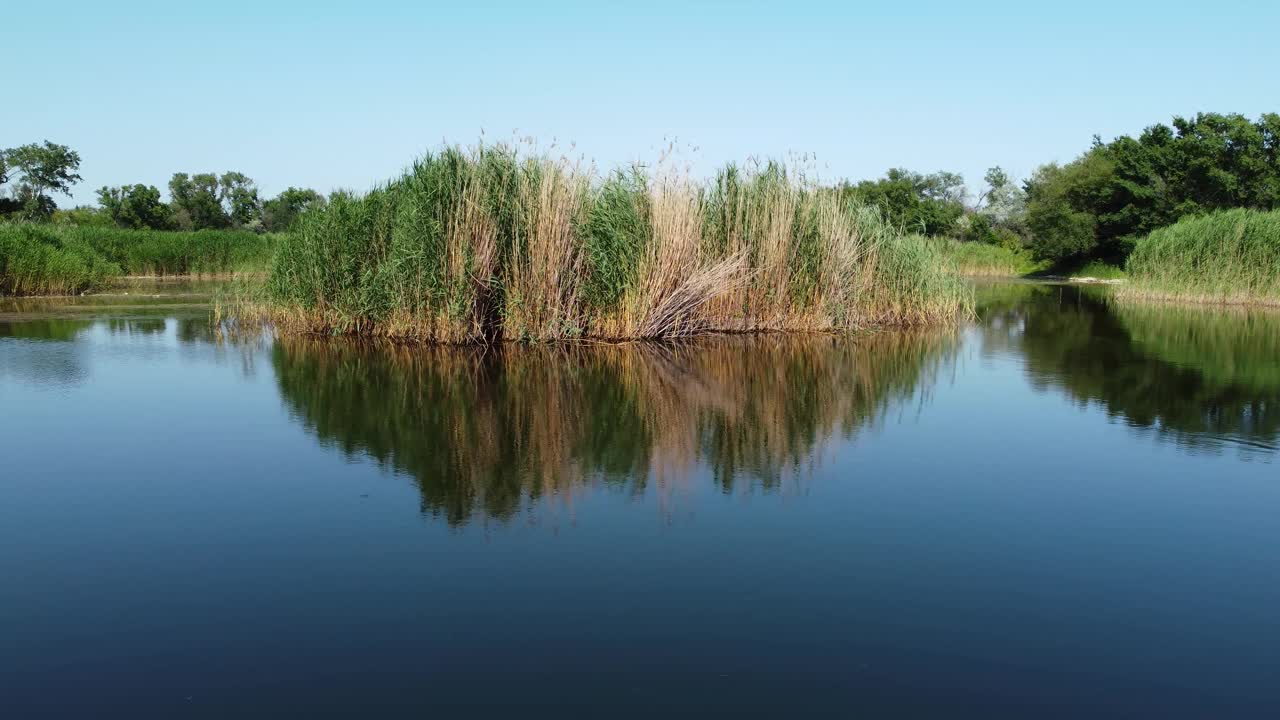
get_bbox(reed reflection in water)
[976,282,1280,458]
[272,333,957,526]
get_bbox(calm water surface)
[2,282,1279,717]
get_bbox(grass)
[254,142,972,343]
[941,240,1046,277]
[1067,259,1127,281]
[0,223,278,296]
[1122,208,1280,305]
[941,239,1128,281]
[0,224,121,295]
[69,226,279,276]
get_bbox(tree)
[169,172,228,230]
[1024,112,1280,262]
[1024,156,1113,261]
[98,184,171,229]
[52,206,114,228]
[0,151,18,216]
[219,171,262,228]
[3,141,83,220]
[841,168,966,236]
[262,187,326,232]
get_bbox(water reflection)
[0,313,260,387]
[977,283,1280,458]
[272,334,956,526]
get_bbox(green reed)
[1123,208,1280,305]
[0,224,120,295]
[0,223,278,295]
[256,142,972,343]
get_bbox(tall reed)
[1123,208,1280,306]
[0,224,119,296]
[255,142,971,342]
[0,223,276,296]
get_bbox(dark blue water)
[3,283,1279,717]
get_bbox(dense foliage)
[0,224,278,294]
[839,169,966,237]
[0,141,82,221]
[1024,113,1280,261]
[2,137,326,234]
[6,113,1279,300]
[0,224,118,295]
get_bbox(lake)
[3,281,1279,717]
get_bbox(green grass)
[1068,259,1127,280]
[941,240,1047,277]
[0,224,120,295]
[0,223,278,296]
[255,142,972,344]
[60,225,278,276]
[941,240,1129,281]
[1123,208,1280,305]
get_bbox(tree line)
[844,112,1279,264]
[6,111,1277,257]
[0,141,325,233]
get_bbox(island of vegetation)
[251,145,971,342]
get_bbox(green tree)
[262,187,326,232]
[97,184,171,229]
[169,172,228,230]
[3,141,83,220]
[51,206,114,227]
[219,171,262,228]
[1024,112,1280,262]
[1023,154,1114,261]
[841,168,966,236]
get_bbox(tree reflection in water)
[977,283,1280,459]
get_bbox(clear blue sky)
[9,0,1278,206]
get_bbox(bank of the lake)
[1122,208,1280,306]
[0,223,277,296]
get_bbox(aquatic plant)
[1122,208,1280,305]
[0,224,120,295]
[939,239,1045,277]
[257,142,972,343]
[0,223,277,295]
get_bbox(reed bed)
[257,143,971,343]
[72,226,278,277]
[1122,208,1280,306]
[940,239,1045,278]
[0,224,120,295]
[0,223,277,296]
